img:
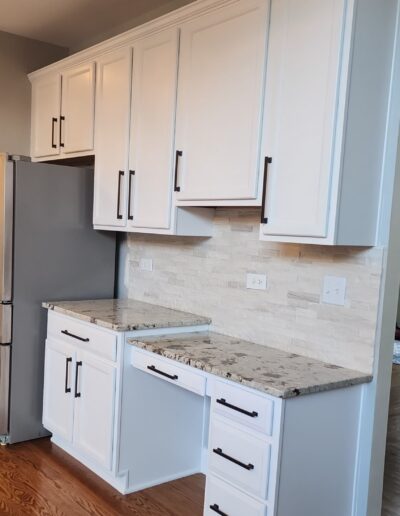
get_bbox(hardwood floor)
[0,438,205,515]
[382,364,400,516]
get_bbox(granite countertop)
[128,332,372,399]
[43,299,211,332]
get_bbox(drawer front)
[209,417,271,499]
[131,348,206,396]
[48,312,117,361]
[205,475,268,516]
[212,380,274,435]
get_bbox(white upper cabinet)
[260,0,395,245]
[93,48,132,228]
[260,0,345,240]
[174,0,269,205]
[31,74,61,158]
[31,63,95,160]
[61,63,95,154]
[127,29,179,230]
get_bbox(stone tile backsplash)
[126,208,384,373]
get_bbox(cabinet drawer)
[212,380,274,436]
[205,475,268,516]
[48,312,117,361]
[209,417,271,500]
[131,348,206,396]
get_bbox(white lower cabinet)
[205,475,268,516]
[43,319,365,514]
[208,417,271,500]
[43,313,118,472]
[42,338,75,442]
[73,351,116,470]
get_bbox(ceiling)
[0,0,194,51]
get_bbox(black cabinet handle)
[216,398,258,418]
[210,504,228,516]
[65,357,72,393]
[128,170,135,221]
[51,117,57,149]
[147,365,178,381]
[117,170,124,220]
[213,447,254,471]
[61,330,89,343]
[59,115,65,148]
[260,157,272,224]
[174,150,182,192]
[75,361,82,398]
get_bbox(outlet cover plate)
[246,273,267,291]
[322,275,346,306]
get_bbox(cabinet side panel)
[276,386,362,516]
[336,0,397,245]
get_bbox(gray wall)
[0,31,67,156]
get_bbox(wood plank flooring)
[382,364,400,516]
[0,438,205,515]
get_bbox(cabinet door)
[61,63,95,154]
[73,351,116,470]
[261,0,346,238]
[175,0,268,202]
[128,29,179,230]
[42,338,75,442]
[31,74,61,158]
[93,48,132,227]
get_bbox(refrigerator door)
[0,344,10,435]
[0,154,13,303]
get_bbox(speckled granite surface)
[128,332,372,398]
[42,299,211,332]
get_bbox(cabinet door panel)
[42,338,75,442]
[175,0,268,202]
[31,74,61,158]
[128,29,178,229]
[61,63,95,154]
[93,49,132,227]
[73,352,116,470]
[261,0,346,237]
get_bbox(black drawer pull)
[59,115,65,147]
[216,398,258,418]
[65,357,72,393]
[51,117,57,149]
[117,170,124,220]
[128,170,135,221]
[260,156,272,224]
[147,365,178,381]
[174,150,182,192]
[210,504,228,516]
[213,447,254,471]
[61,330,89,342]
[75,361,82,398]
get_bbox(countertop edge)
[42,302,212,332]
[129,340,373,399]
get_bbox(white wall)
[126,208,384,374]
[0,30,67,156]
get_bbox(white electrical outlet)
[322,276,346,306]
[139,258,153,272]
[246,273,267,291]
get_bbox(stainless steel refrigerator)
[0,153,116,444]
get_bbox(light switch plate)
[246,273,267,291]
[139,258,153,272]
[322,276,346,306]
